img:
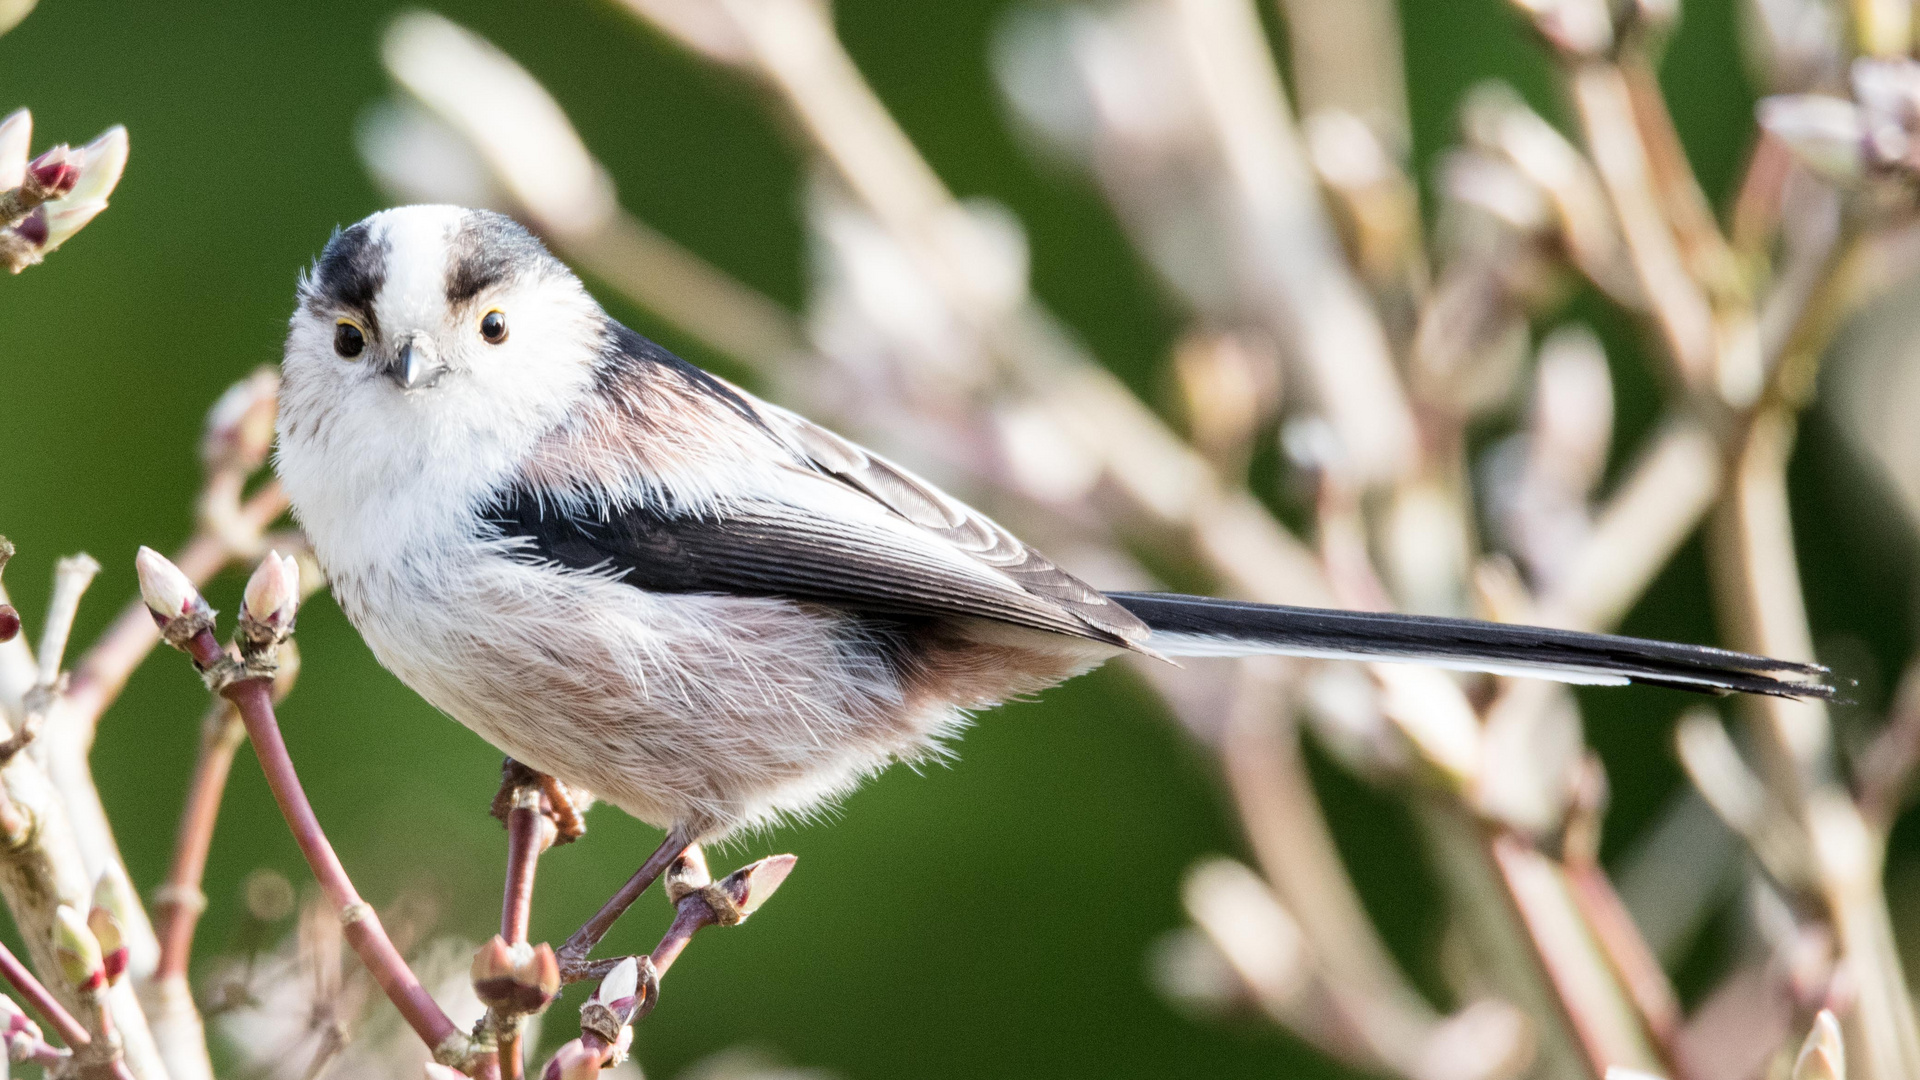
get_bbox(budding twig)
[0,936,90,1049]
[139,549,478,1075]
[478,763,568,1080]
[542,959,642,1080]
[0,554,100,768]
[651,849,795,978]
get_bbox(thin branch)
[0,553,99,767]
[1489,834,1665,1077]
[1164,0,1418,483]
[484,764,561,1080]
[135,553,479,1078]
[152,700,244,981]
[201,662,469,1067]
[0,936,90,1048]
[1535,421,1722,632]
[1216,662,1442,1050]
[1571,62,1717,389]
[1855,659,1920,829]
[1561,860,1686,1073]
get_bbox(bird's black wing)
[482,477,1143,647]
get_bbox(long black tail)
[1107,592,1834,700]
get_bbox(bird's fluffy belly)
[331,554,1094,839]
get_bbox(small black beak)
[388,335,446,391]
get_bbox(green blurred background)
[0,0,1911,1076]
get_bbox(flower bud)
[541,1038,606,1080]
[24,145,76,200]
[52,904,104,993]
[578,956,645,1045]
[588,955,639,1019]
[471,936,559,1014]
[0,110,30,190]
[239,551,301,644]
[663,846,712,904]
[35,126,126,255]
[88,876,128,986]
[715,854,797,923]
[136,546,208,629]
[0,605,17,644]
[1793,1008,1845,1080]
[0,994,40,1042]
[201,368,280,474]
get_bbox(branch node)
[431,1031,481,1070]
[150,884,207,916]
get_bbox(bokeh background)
[0,1,1910,1077]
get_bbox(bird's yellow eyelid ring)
[333,318,367,360]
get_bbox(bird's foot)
[490,757,588,845]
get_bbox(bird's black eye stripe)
[481,310,508,344]
[334,321,365,359]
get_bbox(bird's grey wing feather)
[516,324,1145,645]
[748,399,1148,645]
[484,477,1138,645]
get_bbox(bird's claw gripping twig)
[489,759,586,845]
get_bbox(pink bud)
[0,993,40,1041]
[30,126,127,256]
[88,876,129,986]
[11,207,46,247]
[25,145,77,198]
[471,936,560,1013]
[542,1039,605,1080]
[587,955,640,1020]
[87,906,127,985]
[0,109,30,190]
[135,546,208,628]
[240,551,301,639]
[726,854,796,919]
[52,905,104,993]
[201,368,280,473]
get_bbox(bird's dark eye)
[480,310,508,344]
[334,321,365,359]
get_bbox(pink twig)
[175,628,474,1071]
[153,701,244,981]
[493,772,556,1080]
[0,937,90,1048]
[500,791,546,946]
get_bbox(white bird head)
[277,205,607,559]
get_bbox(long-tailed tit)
[275,206,1829,947]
